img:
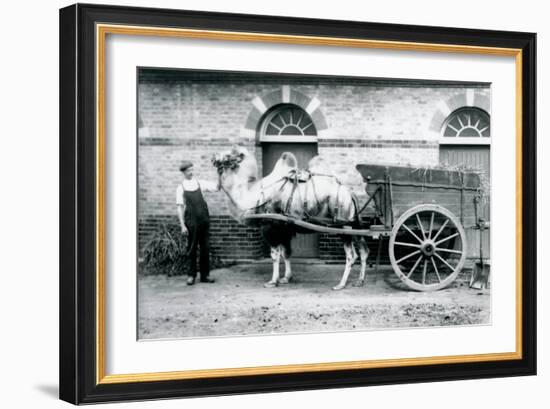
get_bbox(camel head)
[212,146,259,191]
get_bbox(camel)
[212,146,369,290]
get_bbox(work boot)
[200,276,215,283]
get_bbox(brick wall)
[210,216,264,261]
[137,69,490,263]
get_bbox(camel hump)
[308,155,331,174]
[267,152,298,179]
[279,152,298,168]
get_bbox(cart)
[243,164,488,291]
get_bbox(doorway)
[262,142,319,258]
[440,145,490,259]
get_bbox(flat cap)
[179,160,193,172]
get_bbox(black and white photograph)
[137,68,491,340]
[1,0,542,406]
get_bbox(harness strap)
[255,181,264,213]
[333,182,341,222]
[218,168,350,220]
[284,178,299,215]
[303,178,309,215]
[351,194,360,224]
[310,177,321,213]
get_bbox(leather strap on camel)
[220,165,369,224]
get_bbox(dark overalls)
[183,183,210,279]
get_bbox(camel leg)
[333,240,357,291]
[265,246,281,287]
[353,238,369,287]
[279,246,292,284]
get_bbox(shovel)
[470,196,490,290]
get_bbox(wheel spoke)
[431,219,449,242]
[391,206,465,291]
[422,259,427,284]
[436,247,463,255]
[434,252,456,272]
[416,213,427,240]
[431,257,442,283]
[435,231,460,246]
[396,250,421,264]
[407,255,423,278]
[402,224,423,244]
[394,241,421,249]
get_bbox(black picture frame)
[59,3,536,405]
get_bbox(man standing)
[176,161,219,285]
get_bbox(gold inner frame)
[95,23,523,385]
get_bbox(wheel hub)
[420,240,436,256]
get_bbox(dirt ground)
[138,262,490,339]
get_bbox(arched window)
[260,105,317,142]
[441,107,490,143]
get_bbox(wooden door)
[262,142,319,258]
[439,145,490,260]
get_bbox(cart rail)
[356,164,481,189]
[242,213,374,236]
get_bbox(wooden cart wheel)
[389,204,467,291]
